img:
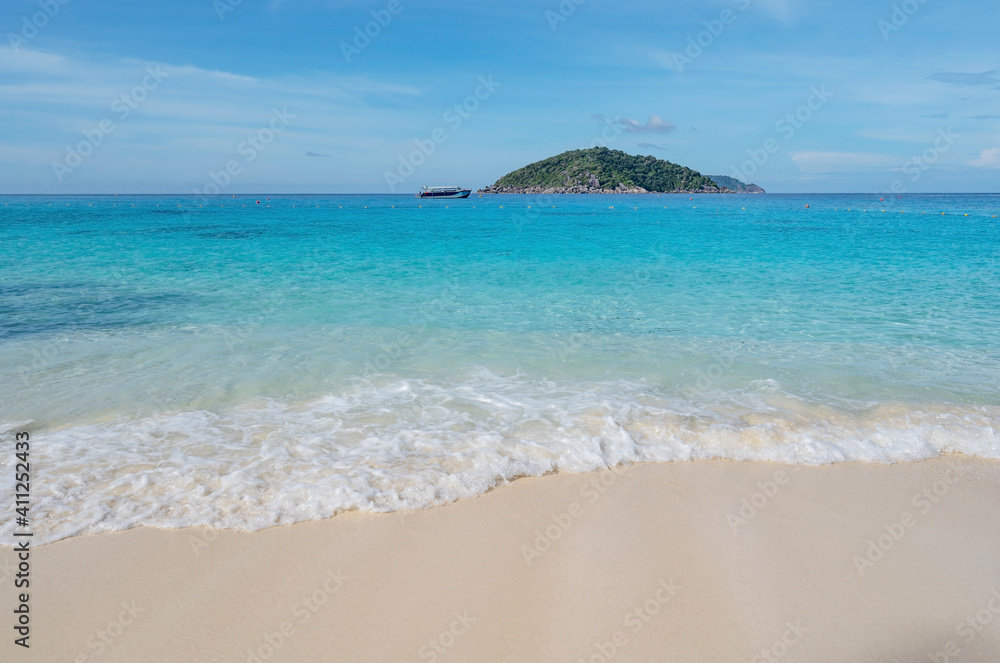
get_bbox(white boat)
[417,186,472,199]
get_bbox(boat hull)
[417,189,472,199]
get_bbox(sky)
[1,0,998,194]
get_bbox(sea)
[2,193,999,544]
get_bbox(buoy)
[257,200,260,204]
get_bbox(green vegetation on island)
[706,175,766,194]
[478,147,746,194]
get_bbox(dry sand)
[4,456,1000,662]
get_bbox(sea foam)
[4,370,998,545]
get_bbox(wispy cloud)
[970,147,1000,169]
[856,127,939,143]
[920,112,949,119]
[928,71,1000,86]
[306,151,330,157]
[0,47,70,74]
[970,114,1000,120]
[593,113,675,134]
[167,64,258,85]
[637,142,669,150]
[756,0,797,23]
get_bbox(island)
[477,147,764,194]
[705,174,766,194]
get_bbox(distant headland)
[477,147,764,194]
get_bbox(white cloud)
[595,113,676,134]
[162,64,259,85]
[756,0,796,23]
[970,148,1000,169]
[0,47,70,74]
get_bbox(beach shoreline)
[6,455,1000,662]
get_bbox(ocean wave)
[3,370,999,545]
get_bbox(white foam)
[4,370,999,544]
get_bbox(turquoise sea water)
[2,193,999,542]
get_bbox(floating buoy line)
[0,200,995,218]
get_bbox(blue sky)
[1,0,998,193]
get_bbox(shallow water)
[2,193,999,543]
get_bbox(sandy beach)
[4,455,999,662]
